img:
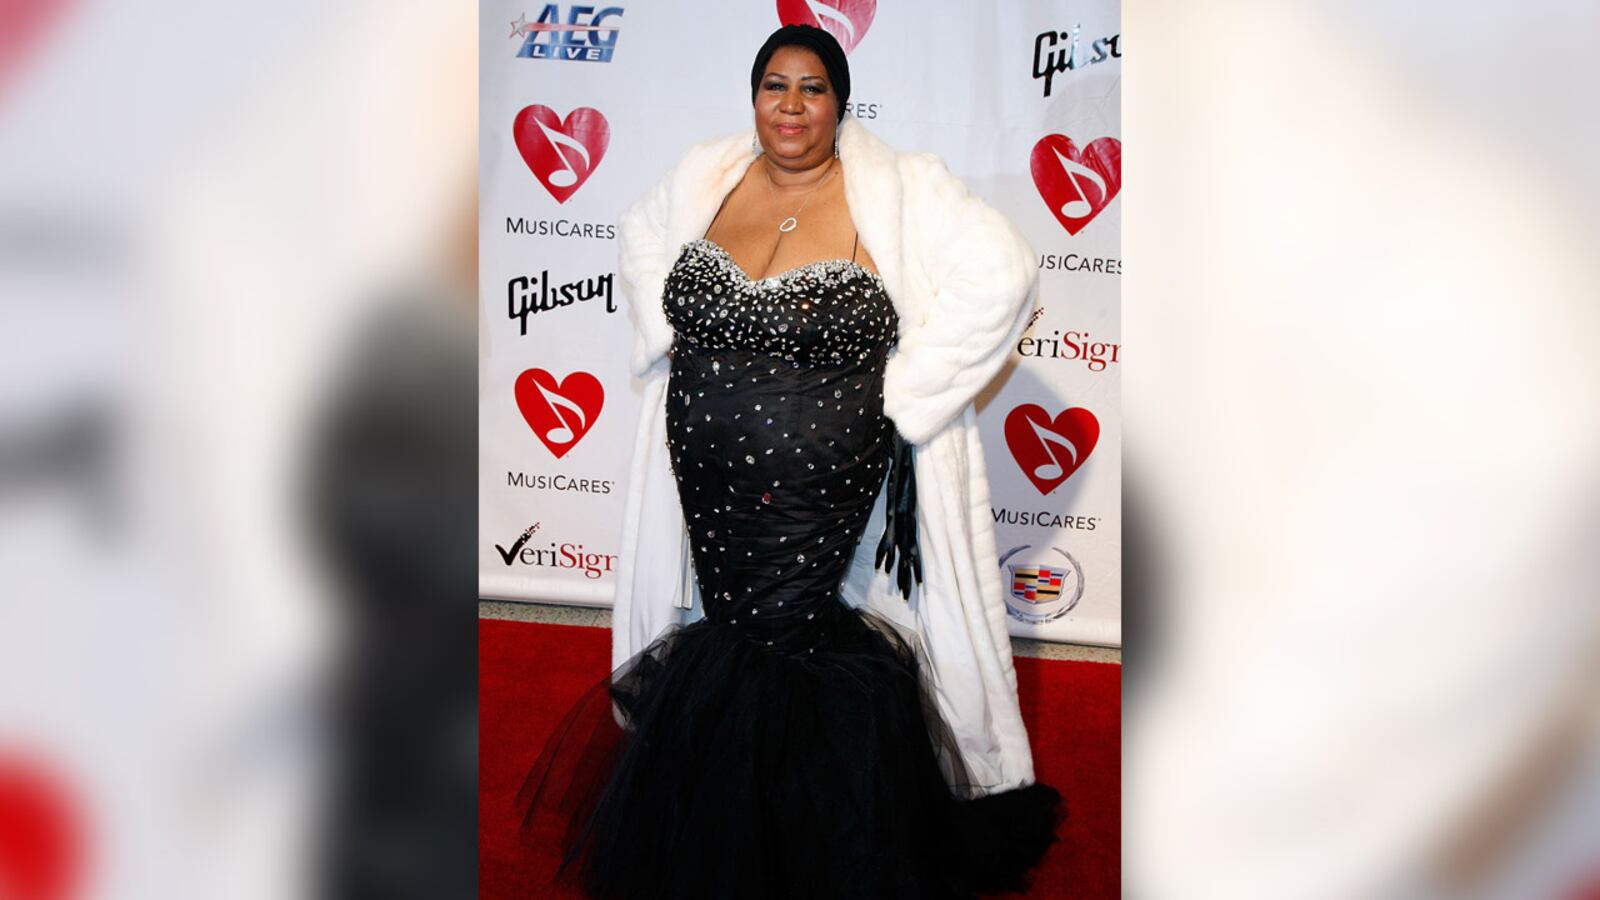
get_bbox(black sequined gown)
[520,239,1061,899]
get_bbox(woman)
[523,25,1061,899]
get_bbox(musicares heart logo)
[0,752,83,900]
[513,105,609,204]
[1004,404,1100,495]
[1030,134,1122,236]
[0,0,71,109]
[515,368,604,458]
[776,0,876,54]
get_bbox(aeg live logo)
[510,6,624,62]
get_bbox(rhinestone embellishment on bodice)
[664,239,896,366]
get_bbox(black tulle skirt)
[517,599,1063,899]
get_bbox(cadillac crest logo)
[997,544,1084,624]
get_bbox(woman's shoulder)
[884,145,1037,273]
[888,150,988,227]
[837,118,950,179]
[622,130,752,224]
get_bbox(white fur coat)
[611,116,1041,794]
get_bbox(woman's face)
[754,46,839,168]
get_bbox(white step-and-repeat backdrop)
[479,1,1121,646]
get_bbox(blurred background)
[0,1,476,898]
[1124,1,1600,897]
[0,0,1595,898]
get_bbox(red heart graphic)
[0,752,84,900]
[513,106,609,204]
[1,0,72,109]
[1030,134,1122,236]
[1004,404,1100,495]
[775,0,876,54]
[515,369,604,458]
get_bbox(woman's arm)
[618,162,680,378]
[882,153,1038,445]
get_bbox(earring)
[753,134,760,154]
[833,130,840,159]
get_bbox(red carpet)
[480,618,1120,898]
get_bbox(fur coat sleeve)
[881,152,1039,444]
[612,117,1041,794]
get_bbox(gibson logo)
[508,271,616,335]
[1032,25,1121,98]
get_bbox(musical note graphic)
[1051,145,1106,219]
[807,0,856,44]
[534,117,591,188]
[533,379,588,443]
[515,368,604,458]
[1026,415,1078,480]
[1004,404,1100,495]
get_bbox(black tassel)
[874,430,922,601]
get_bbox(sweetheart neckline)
[688,238,884,287]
